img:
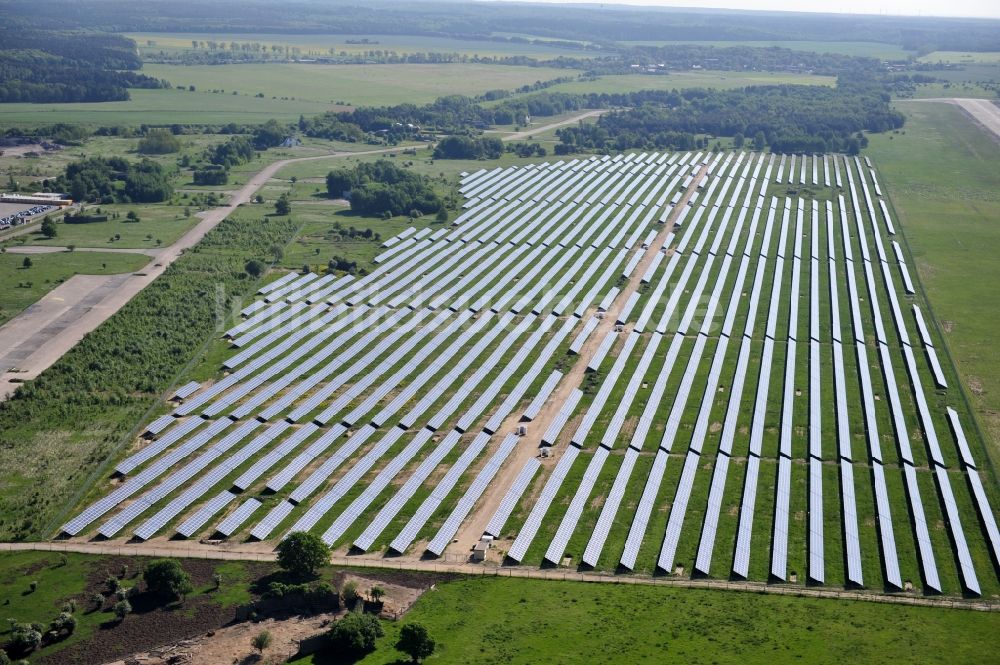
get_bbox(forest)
[0,29,168,103]
[8,0,1000,53]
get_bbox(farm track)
[1,540,996,612]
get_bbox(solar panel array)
[61,151,998,597]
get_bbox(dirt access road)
[446,162,709,557]
[899,97,1000,141]
[0,145,408,400]
[502,109,606,141]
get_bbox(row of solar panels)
[66,152,996,596]
[505,153,771,570]
[494,160,997,593]
[68,152,722,543]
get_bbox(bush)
[7,622,42,653]
[113,600,131,621]
[326,160,442,217]
[245,259,265,278]
[193,165,229,186]
[275,532,328,579]
[433,135,503,160]
[340,580,359,605]
[251,630,272,654]
[57,156,173,203]
[327,612,383,657]
[40,218,56,238]
[274,193,291,216]
[49,612,76,636]
[142,559,193,600]
[138,128,181,154]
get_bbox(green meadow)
[293,576,1000,664]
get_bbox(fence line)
[1,541,995,612]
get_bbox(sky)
[487,0,1000,20]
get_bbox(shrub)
[138,128,181,154]
[251,630,272,654]
[142,559,193,600]
[113,600,131,621]
[340,581,359,606]
[327,612,383,657]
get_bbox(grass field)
[0,63,572,127]
[142,62,571,107]
[0,88,334,128]
[907,84,998,100]
[619,39,913,60]
[919,51,1000,64]
[128,32,593,60]
[867,102,1000,466]
[293,576,1000,664]
[0,135,227,184]
[0,251,148,327]
[545,71,836,95]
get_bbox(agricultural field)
[0,62,574,128]
[545,71,837,96]
[0,251,148,327]
[141,63,571,107]
[59,148,999,602]
[918,51,1000,64]
[128,32,594,60]
[619,39,913,60]
[0,89,334,128]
